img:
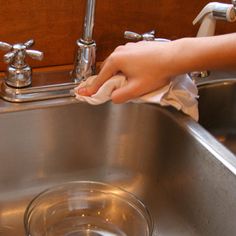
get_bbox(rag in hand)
[73,74,199,121]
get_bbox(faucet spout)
[193,2,236,37]
[82,0,96,43]
[0,0,98,102]
[190,1,236,80]
[72,0,96,82]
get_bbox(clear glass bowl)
[24,181,153,236]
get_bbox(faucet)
[72,0,96,82]
[0,40,43,88]
[190,1,236,79]
[0,0,97,102]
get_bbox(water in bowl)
[45,215,127,236]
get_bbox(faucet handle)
[124,30,156,41]
[232,0,236,7]
[24,39,34,48]
[26,49,44,61]
[0,39,43,67]
[0,42,12,51]
[24,39,44,61]
[0,39,44,88]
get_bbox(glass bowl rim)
[24,180,153,235]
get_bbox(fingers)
[97,55,120,84]
[77,53,120,96]
[98,45,125,70]
[111,80,140,103]
[77,42,140,97]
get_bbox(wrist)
[167,38,197,76]
[170,34,236,74]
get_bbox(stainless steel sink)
[198,79,236,155]
[1,97,236,236]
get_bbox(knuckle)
[107,53,119,67]
[125,42,135,47]
[114,45,125,52]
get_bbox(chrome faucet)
[190,1,236,79]
[72,0,96,82]
[124,30,170,42]
[0,40,43,88]
[0,0,97,102]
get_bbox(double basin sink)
[198,78,236,155]
[0,70,236,236]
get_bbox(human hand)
[77,40,177,103]
[77,33,236,103]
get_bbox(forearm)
[171,33,236,75]
[77,33,236,102]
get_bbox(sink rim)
[196,77,236,87]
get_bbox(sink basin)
[0,99,236,236]
[198,79,236,155]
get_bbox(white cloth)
[73,74,199,121]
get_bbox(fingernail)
[77,87,87,95]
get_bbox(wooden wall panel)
[0,0,235,71]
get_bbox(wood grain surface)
[0,0,235,71]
